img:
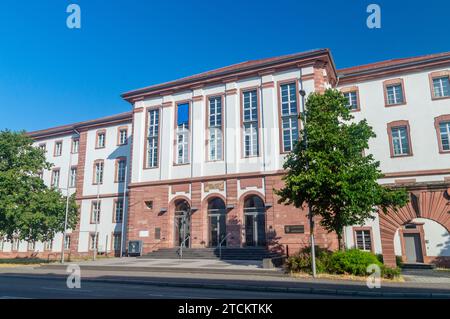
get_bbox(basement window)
[145,200,153,210]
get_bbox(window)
[440,121,450,151]
[96,131,106,148]
[343,91,359,111]
[116,158,126,183]
[39,143,46,152]
[145,200,153,210]
[113,233,121,251]
[435,115,450,153]
[91,201,101,224]
[355,229,372,251]
[28,241,35,251]
[147,109,160,168]
[280,82,299,152]
[118,128,128,145]
[432,76,450,98]
[12,238,19,251]
[51,169,60,188]
[38,171,43,180]
[114,199,124,223]
[208,96,223,161]
[64,235,71,250]
[44,240,53,251]
[69,167,77,188]
[93,160,104,184]
[54,141,63,157]
[155,228,161,240]
[71,139,79,154]
[176,103,190,164]
[391,126,411,156]
[384,79,405,106]
[89,233,98,250]
[242,90,259,157]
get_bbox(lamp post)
[299,86,317,278]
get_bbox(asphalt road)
[0,275,347,299]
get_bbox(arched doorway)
[207,197,227,247]
[174,199,191,247]
[243,195,266,247]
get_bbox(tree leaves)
[276,89,409,246]
[0,130,79,241]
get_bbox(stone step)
[401,263,436,270]
[139,248,280,260]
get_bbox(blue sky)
[0,0,448,132]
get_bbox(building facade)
[2,49,449,267]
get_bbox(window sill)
[385,102,406,107]
[431,95,450,101]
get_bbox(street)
[0,275,347,299]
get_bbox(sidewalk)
[1,261,450,298]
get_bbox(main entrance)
[404,233,424,263]
[244,195,266,247]
[174,200,191,248]
[208,198,227,247]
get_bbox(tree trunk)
[337,231,343,251]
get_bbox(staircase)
[401,263,436,270]
[139,247,280,260]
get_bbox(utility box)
[128,240,143,257]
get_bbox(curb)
[39,264,285,277]
[1,273,450,298]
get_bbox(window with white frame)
[71,139,79,154]
[280,83,299,152]
[97,132,106,148]
[391,126,410,156]
[39,143,46,152]
[44,240,53,251]
[119,129,128,145]
[91,201,101,224]
[69,167,77,188]
[147,109,159,168]
[89,233,98,250]
[242,90,259,157]
[355,229,372,251]
[12,238,19,251]
[117,159,126,182]
[343,91,358,110]
[94,161,104,184]
[64,234,71,250]
[113,233,121,251]
[54,141,62,156]
[176,103,190,164]
[38,171,43,180]
[208,96,223,161]
[386,84,404,105]
[439,121,450,151]
[28,241,35,251]
[51,169,60,188]
[114,199,124,223]
[433,76,450,98]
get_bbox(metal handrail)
[218,233,232,259]
[178,235,191,259]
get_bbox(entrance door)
[209,214,226,247]
[174,200,191,247]
[208,198,227,247]
[404,233,424,263]
[243,195,266,247]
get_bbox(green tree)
[276,89,408,249]
[0,130,78,242]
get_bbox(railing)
[177,235,191,259]
[218,233,232,260]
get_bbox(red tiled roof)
[338,51,450,76]
[121,49,332,99]
[28,111,132,139]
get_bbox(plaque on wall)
[284,225,305,234]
